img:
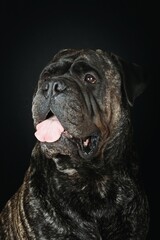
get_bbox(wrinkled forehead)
[40,49,113,79]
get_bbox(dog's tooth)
[83,138,89,147]
[63,130,73,138]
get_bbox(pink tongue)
[35,116,64,143]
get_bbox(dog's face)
[32,49,146,161]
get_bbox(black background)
[1,0,160,239]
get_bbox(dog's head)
[32,49,146,161]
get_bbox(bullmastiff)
[0,49,149,239]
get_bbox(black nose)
[42,80,66,98]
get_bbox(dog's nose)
[42,80,66,98]
[42,82,50,98]
[52,81,66,96]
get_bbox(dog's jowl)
[0,49,149,239]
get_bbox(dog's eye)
[84,74,96,84]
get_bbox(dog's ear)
[110,53,147,106]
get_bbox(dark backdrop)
[1,1,159,239]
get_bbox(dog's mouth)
[75,133,100,159]
[34,110,100,159]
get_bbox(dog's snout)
[42,80,66,98]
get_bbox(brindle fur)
[0,49,149,239]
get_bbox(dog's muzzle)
[34,77,101,159]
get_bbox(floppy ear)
[110,53,147,106]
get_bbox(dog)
[0,49,149,239]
